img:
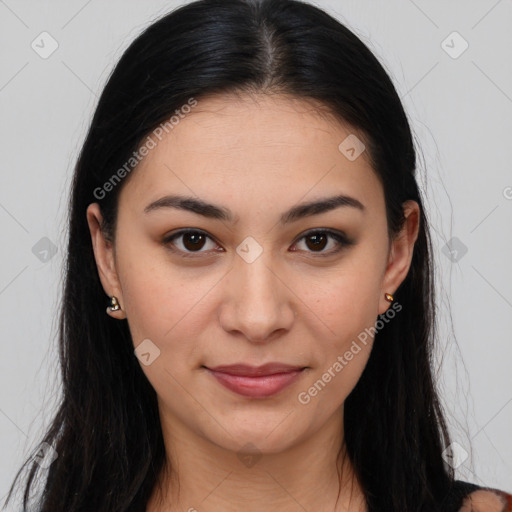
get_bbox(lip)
[204,363,306,398]
[208,363,305,376]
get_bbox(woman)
[5,0,511,511]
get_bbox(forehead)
[119,92,383,218]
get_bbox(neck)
[147,407,366,512]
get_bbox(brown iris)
[182,232,207,251]
[304,233,328,252]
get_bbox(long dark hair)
[5,0,457,510]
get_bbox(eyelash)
[162,228,353,259]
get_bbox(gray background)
[1,0,511,505]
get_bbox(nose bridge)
[238,249,278,303]
[219,240,294,341]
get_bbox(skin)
[459,490,508,512]
[87,92,421,512]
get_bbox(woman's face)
[88,93,419,455]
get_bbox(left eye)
[163,229,349,257]
[291,230,348,255]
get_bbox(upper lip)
[206,363,306,377]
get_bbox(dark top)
[20,479,512,511]
[441,480,512,511]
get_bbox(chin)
[204,418,306,456]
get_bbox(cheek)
[300,260,383,343]
[294,258,382,407]
[117,255,210,397]
[119,262,177,343]
[116,248,220,357]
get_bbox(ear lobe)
[86,203,124,314]
[378,200,420,314]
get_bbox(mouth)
[203,363,307,398]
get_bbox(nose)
[218,252,296,343]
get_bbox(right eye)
[163,229,223,257]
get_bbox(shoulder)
[459,488,512,512]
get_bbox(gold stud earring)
[384,293,394,303]
[108,295,121,312]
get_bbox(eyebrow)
[143,193,365,224]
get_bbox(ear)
[86,203,126,320]
[378,200,420,315]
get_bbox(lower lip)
[206,368,305,398]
